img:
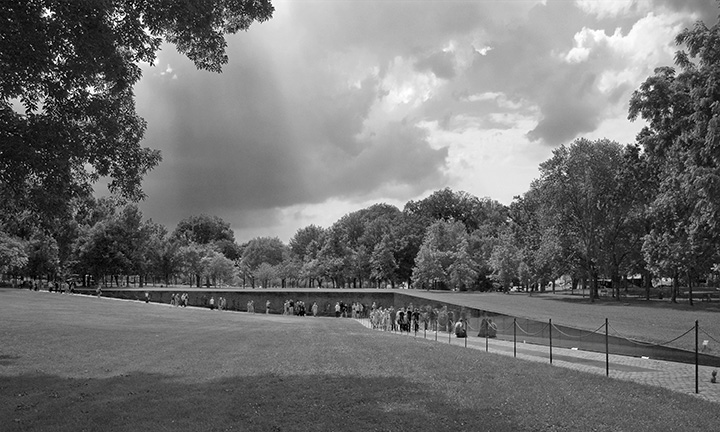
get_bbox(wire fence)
[358,314,720,396]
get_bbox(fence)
[358,315,720,396]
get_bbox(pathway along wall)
[85,288,720,367]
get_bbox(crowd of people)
[282,299,316,316]
[170,292,189,307]
[366,304,475,336]
[368,305,425,332]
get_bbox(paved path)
[355,319,720,405]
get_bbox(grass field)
[1,289,719,432]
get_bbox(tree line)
[2,2,720,303]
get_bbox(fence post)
[435,319,437,341]
[549,318,553,365]
[449,321,452,344]
[695,320,699,394]
[513,318,517,358]
[605,318,609,377]
[485,328,488,352]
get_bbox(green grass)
[1,289,718,431]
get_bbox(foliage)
[72,204,152,285]
[412,220,474,290]
[202,251,237,287]
[171,214,235,246]
[253,262,277,288]
[0,231,28,272]
[488,230,520,291]
[241,236,285,270]
[628,18,720,301]
[0,0,273,225]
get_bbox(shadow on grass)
[0,355,21,366]
[0,372,520,432]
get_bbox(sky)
[130,0,718,244]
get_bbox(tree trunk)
[687,270,693,306]
[671,272,678,303]
[643,269,651,301]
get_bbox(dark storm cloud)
[135,5,451,230]
[129,0,714,239]
[319,121,449,199]
[137,45,311,216]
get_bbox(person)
[266,300,271,314]
[209,296,215,310]
[455,319,467,338]
[311,302,318,317]
[335,302,341,318]
[145,292,150,303]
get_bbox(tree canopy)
[0,0,274,224]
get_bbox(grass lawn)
[1,289,718,432]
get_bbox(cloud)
[127,0,715,241]
[319,121,449,200]
[414,50,456,80]
[575,0,653,19]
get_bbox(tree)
[1,1,274,224]
[25,231,59,280]
[0,231,28,274]
[289,225,325,261]
[447,240,477,291]
[411,220,470,290]
[178,243,215,287]
[628,15,720,303]
[317,227,350,288]
[370,236,398,287]
[253,262,277,289]
[405,188,485,232]
[241,237,285,270]
[73,204,151,286]
[412,246,444,290]
[172,215,235,246]
[489,231,520,292]
[203,252,237,287]
[533,138,633,301]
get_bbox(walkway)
[355,319,720,405]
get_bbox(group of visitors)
[369,306,424,333]
[282,299,319,316]
[208,296,228,311]
[334,301,368,318]
[170,292,189,307]
[20,278,76,294]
